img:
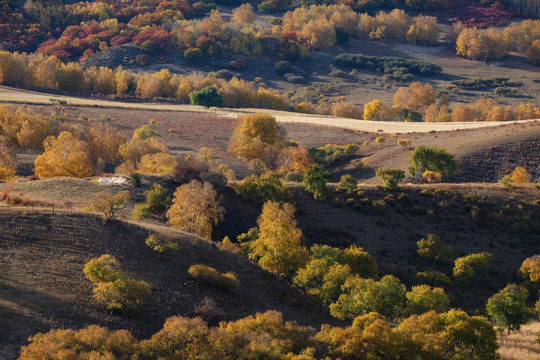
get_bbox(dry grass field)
[498,321,540,360]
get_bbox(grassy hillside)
[0,209,338,359]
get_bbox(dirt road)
[1,85,538,133]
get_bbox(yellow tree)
[137,152,178,175]
[363,100,385,120]
[393,82,438,115]
[167,180,224,239]
[87,124,126,164]
[34,131,93,178]
[0,136,18,181]
[232,3,255,24]
[251,201,309,276]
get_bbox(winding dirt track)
[1,85,539,133]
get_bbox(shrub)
[408,146,457,178]
[188,264,239,292]
[145,234,179,254]
[416,271,451,286]
[184,47,204,62]
[233,172,293,204]
[337,174,358,194]
[129,172,142,187]
[275,60,292,75]
[91,191,130,220]
[518,255,540,282]
[375,168,405,189]
[83,255,151,311]
[145,183,170,213]
[405,285,450,315]
[417,234,454,260]
[190,86,224,109]
[132,203,151,220]
[303,165,330,200]
[453,252,493,281]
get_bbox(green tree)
[375,168,405,189]
[343,244,379,279]
[133,124,161,140]
[190,86,224,109]
[417,233,454,260]
[184,47,204,62]
[486,284,531,333]
[233,172,293,204]
[303,165,330,200]
[337,174,358,194]
[251,201,309,276]
[330,275,406,320]
[453,252,493,281]
[405,285,449,315]
[83,254,151,311]
[408,146,457,178]
[145,183,170,213]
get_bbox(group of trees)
[282,6,440,50]
[18,308,500,360]
[453,19,540,63]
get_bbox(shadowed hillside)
[0,209,338,359]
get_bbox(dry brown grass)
[498,321,540,360]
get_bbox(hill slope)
[0,209,337,359]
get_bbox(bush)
[145,234,179,254]
[453,252,493,281]
[190,86,224,109]
[184,47,204,62]
[91,191,130,220]
[83,255,151,311]
[303,165,330,200]
[335,53,442,77]
[233,172,293,204]
[408,146,457,178]
[337,174,358,194]
[416,271,451,286]
[417,234,454,260]
[129,172,142,187]
[132,203,151,220]
[275,61,292,75]
[145,183,170,213]
[375,168,405,189]
[188,264,239,292]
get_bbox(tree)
[405,285,449,315]
[363,100,385,120]
[375,136,385,146]
[133,124,162,140]
[486,284,531,333]
[228,113,286,164]
[184,47,204,62]
[190,86,223,109]
[519,255,540,282]
[337,174,358,194]
[34,131,93,178]
[0,135,18,181]
[329,275,406,320]
[343,245,379,279]
[167,180,224,239]
[417,234,454,260]
[251,201,309,276]
[232,3,255,24]
[527,39,540,65]
[144,183,170,214]
[375,168,405,189]
[408,146,457,178]
[500,166,532,186]
[233,172,293,204]
[393,82,438,115]
[453,252,493,281]
[91,191,130,220]
[83,254,151,311]
[137,152,178,174]
[303,165,330,200]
